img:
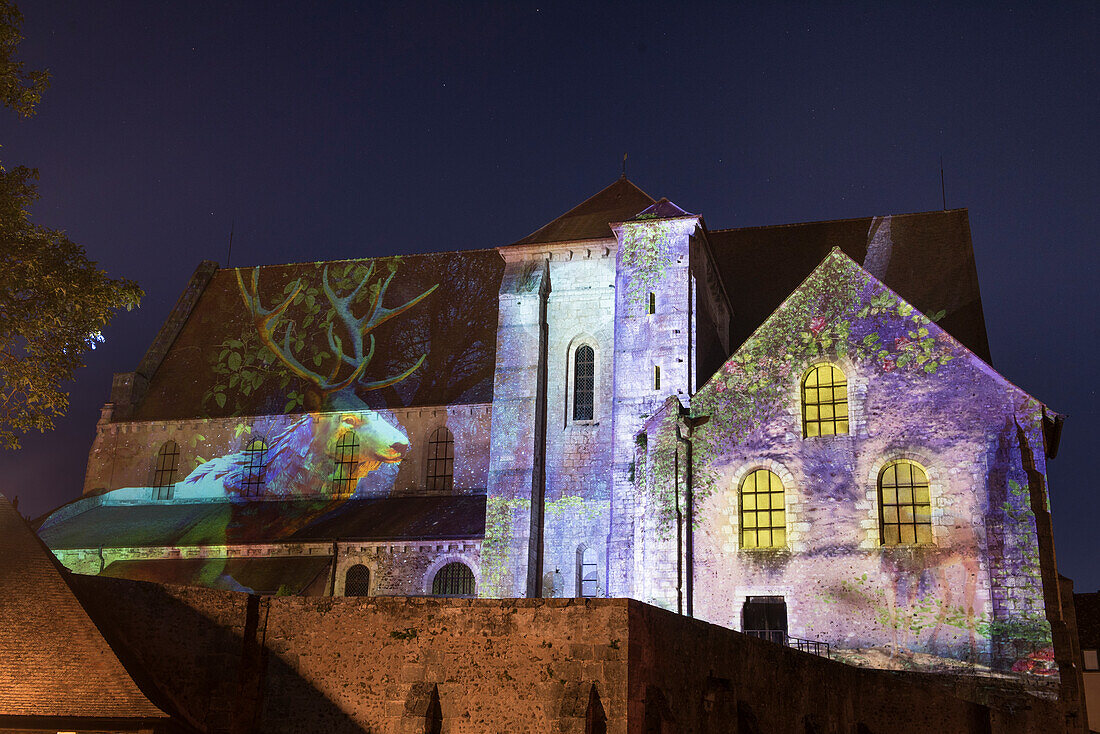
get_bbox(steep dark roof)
[0,495,166,721]
[512,177,656,245]
[40,495,487,550]
[706,209,991,363]
[635,197,694,219]
[131,249,504,420]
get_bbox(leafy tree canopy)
[1,1,143,449]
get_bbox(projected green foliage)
[203,258,437,414]
[618,218,677,308]
[640,252,956,530]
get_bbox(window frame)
[426,425,455,492]
[738,468,787,550]
[241,437,268,497]
[577,544,599,598]
[567,340,599,425]
[152,441,180,500]
[344,563,371,597]
[801,362,850,438]
[332,430,360,497]
[431,561,476,597]
[877,459,933,546]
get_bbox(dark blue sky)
[3,2,1097,589]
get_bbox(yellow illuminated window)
[242,438,268,497]
[802,363,849,437]
[739,469,786,549]
[878,460,933,545]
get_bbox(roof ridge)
[707,208,969,234]
[511,177,657,246]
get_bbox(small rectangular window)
[648,292,656,314]
[654,365,661,390]
[1085,649,1099,670]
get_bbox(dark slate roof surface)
[707,209,992,363]
[40,495,487,550]
[101,556,332,596]
[512,177,656,245]
[0,495,166,720]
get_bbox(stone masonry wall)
[83,403,491,499]
[608,217,700,598]
[68,575,1065,734]
[542,244,617,599]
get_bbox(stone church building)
[36,177,1070,677]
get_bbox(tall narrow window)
[153,441,179,500]
[432,562,475,596]
[577,545,598,597]
[654,365,661,390]
[241,438,268,497]
[739,469,786,549]
[344,564,370,596]
[573,345,594,421]
[427,426,455,491]
[332,431,359,497]
[801,363,849,437]
[878,460,932,545]
[648,292,656,314]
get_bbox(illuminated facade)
[38,178,1069,675]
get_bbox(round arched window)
[878,460,932,545]
[431,562,475,596]
[344,564,370,597]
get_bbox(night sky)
[3,3,1097,589]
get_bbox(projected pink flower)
[894,336,911,349]
[809,316,827,335]
[883,355,896,372]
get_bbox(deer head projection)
[237,263,438,411]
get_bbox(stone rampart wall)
[68,575,1067,734]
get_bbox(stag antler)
[236,264,438,399]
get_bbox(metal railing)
[744,629,831,659]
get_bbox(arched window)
[432,562,475,596]
[153,441,179,500]
[427,426,454,491]
[802,363,849,437]
[878,460,932,545]
[577,544,598,597]
[344,564,370,596]
[332,431,359,497]
[573,345,595,421]
[739,469,786,549]
[242,438,268,497]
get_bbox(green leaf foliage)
[0,12,142,448]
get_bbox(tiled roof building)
[0,494,167,731]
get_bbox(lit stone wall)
[333,540,481,597]
[637,251,1056,674]
[541,243,617,598]
[608,217,700,598]
[82,404,492,500]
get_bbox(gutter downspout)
[675,409,709,619]
[674,424,692,618]
[329,538,339,596]
[673,441,682,616]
